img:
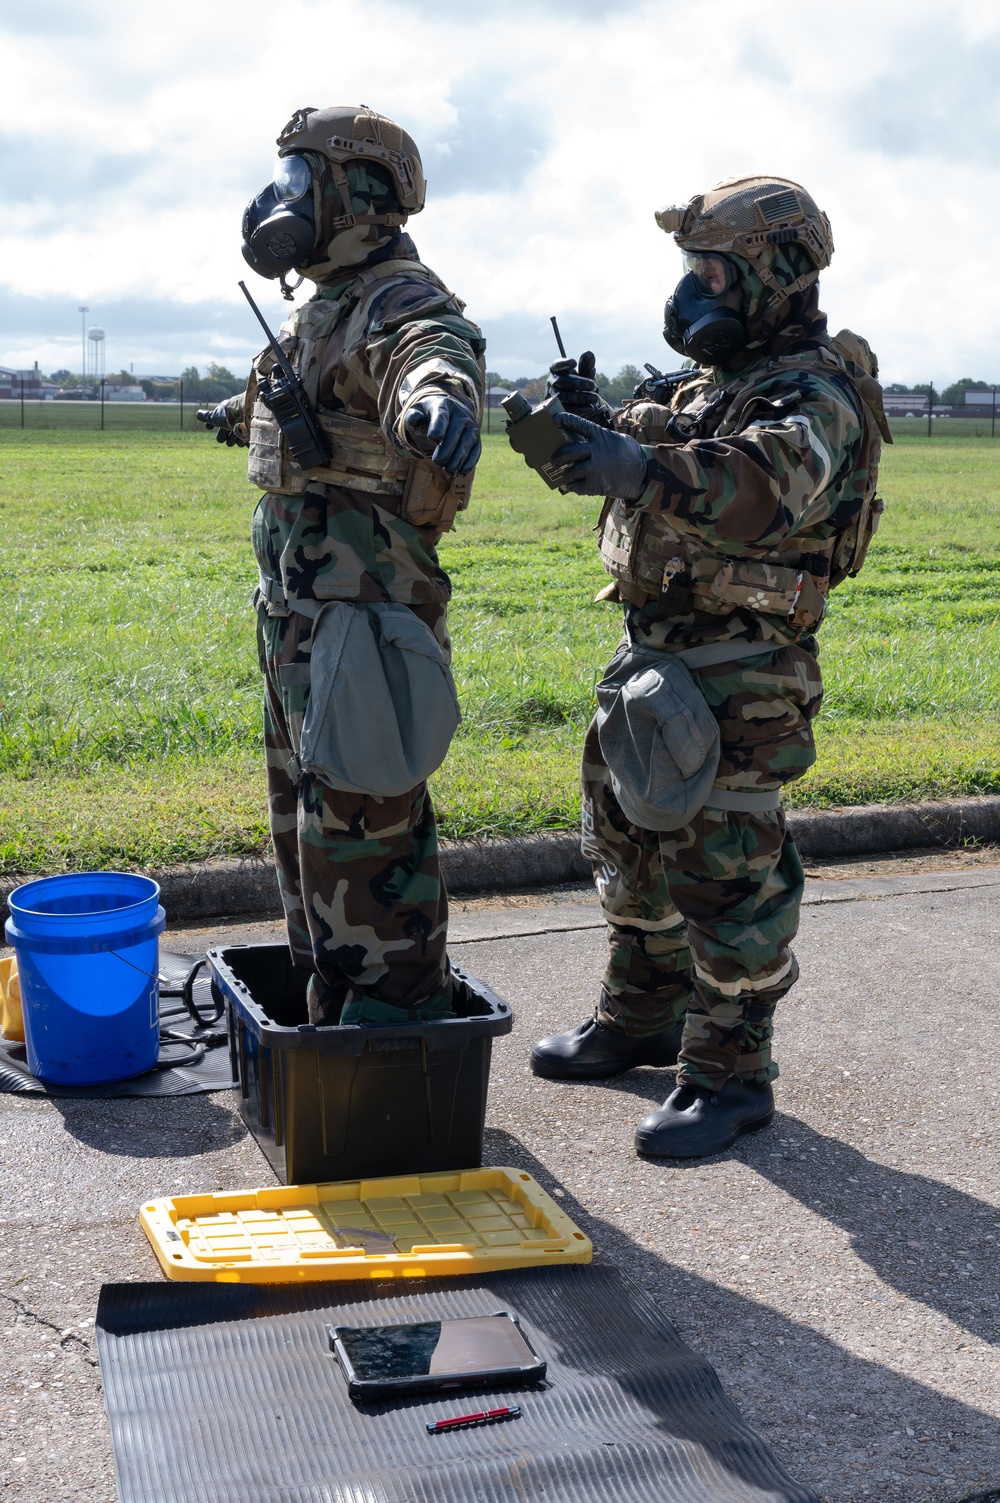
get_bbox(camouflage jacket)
[228,237,486,607]
[602,338,875,650]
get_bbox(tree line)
[486,365,646,407]
[886,378,999,405]
[39,363,999,412]
[44,364,247,402]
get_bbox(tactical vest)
[244,260,474,530]
[600,333,891,632]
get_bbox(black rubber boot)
[634,1077,775,1158]
[530,1016,684,1081]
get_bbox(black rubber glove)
[547,350,613,427]
[196,402,247,447]
[551,410,648,499]
[402,392,481,475]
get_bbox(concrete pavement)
[1,857,998,1503]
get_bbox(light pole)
[78,306,89,396]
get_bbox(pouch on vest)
[595,643,720,831]
[298,602,461,797]
[399,456,474,529]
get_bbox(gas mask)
[241,154,317,285]
[663,252,747,365]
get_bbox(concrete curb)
[1,795,999,923]
[786,794,1000,860]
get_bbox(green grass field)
[0,399,195,432]
[0,422,998,872]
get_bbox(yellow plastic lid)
[140,1166,592,1283]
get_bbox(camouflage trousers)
[259,602,453,1027]
[583,640,821,1092]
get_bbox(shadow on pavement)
[551,1070,998,1348]
[484,1126,1000,1501]
[51,1092,247,1158]
[735,1117,999,1350]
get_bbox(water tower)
[87,326,106,389]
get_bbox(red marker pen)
[426,1404,521,1434]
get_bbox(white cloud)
[1,0,998,382]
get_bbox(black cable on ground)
[155,1030,207,1070]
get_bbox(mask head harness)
[242,105,426,297]
[655,176,834,364]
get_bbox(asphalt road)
[1,859,998,1503]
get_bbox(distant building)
[884,390,926,414]
[882,390,931,416]
[0,363,44,399]
[964,391,997,405]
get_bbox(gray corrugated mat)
[96,1267,820,1503]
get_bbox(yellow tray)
[141,1167,592,1283]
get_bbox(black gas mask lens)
[241,154,316,281]
[663,252,747,365]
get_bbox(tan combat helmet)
[655,177,833,305]
[276,104,426,229]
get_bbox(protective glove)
[402,392,481,475]
[196,402,247,447]
[551,410,649,499]
[547,350,614,427]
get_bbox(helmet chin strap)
[279,273,305,301]
[755,263,820,307]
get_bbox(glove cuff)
[618,437,650,501]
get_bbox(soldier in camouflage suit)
[199,107,485,1026]
[530,177,888,1157]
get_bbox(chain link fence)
[3,399,1000,439]
[0,396,201,431]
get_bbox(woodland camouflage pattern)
[229,234,485,604]
[234,230,484,1023]
[260,605,452,1024]
[586,236,868,1088]
[584,666,807,1090]
[615,352,866,648]
[607,252,868,651]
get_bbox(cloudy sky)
[1,0,998,383]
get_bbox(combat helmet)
[654,177,833,306]
[276,105,425,231]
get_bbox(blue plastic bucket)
[5,872,165,1086]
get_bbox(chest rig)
[245,261,473,530]
[600,334,890,634]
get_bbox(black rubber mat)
[0,951,235,1097]
[96,1267,820,1503]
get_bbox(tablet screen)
[335,1315,537,1381]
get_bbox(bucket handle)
[106,949,225,1029]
